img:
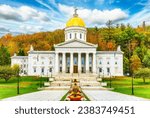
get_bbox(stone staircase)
[41,73,107,90]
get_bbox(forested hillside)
[0,23,150,74]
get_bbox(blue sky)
[0,0,150,36]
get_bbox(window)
[60,67,62,72]
[21,69,23,73]
[24,64,26,68]
[99,68,102,73]
[115,62,117,65]
[81,57,84,64]
[60,60,62,64]
[75,33,77,38]
[49,68,52,72]
[99,61,102,64]
[107,68,110,73]
[80,34,82,39]
[42,62,44,65]
[41,67,44,73]
[49,61,52,64]
[74,57,77,65]
[67,57,70,66]
[24,71,27,74]
[70,33,72,39]
[89,56,92,64]
[89,67,92,72]
[107,62,109,64]
[33,68,36,73]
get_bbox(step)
[40,86,70,90]
[51,81,71,86]
[81,87,110,90]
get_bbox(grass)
[60,91,69,101]
[103,77,150,99]
[0,76,48,100]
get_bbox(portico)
[55,51,96,74]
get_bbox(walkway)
[2,90,148,101]
[83,90,148,101]
[2,90,67,101]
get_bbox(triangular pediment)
[54,39,97,48]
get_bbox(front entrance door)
[73,66,78,73]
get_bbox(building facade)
[11,11,123,77]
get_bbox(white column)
[78,52,81,73]
[62,53,66,73]
[86,53,89,73]
[93,52,96,73]
[55,52,59,74]
[70,53,73,74]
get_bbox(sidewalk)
[2,90,67,101]
[83,90,148,101]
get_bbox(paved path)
[2,90,68,101]
[83,90,148,101]
[2,90,149,101]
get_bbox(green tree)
[134,68,150,83]
[0,66,13,82]
[123,57,129,75]
[0,45,10,65]
[12,64,20,77]
[143,49,150,67]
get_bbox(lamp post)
[40,73,42,88]
[128,40,131,76]
[102,69,104,82]
[17,75,20,94]
[131,75,134,95]
[109,72,112,88]
[17,71,21,95]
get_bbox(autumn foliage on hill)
[0,30,64,55]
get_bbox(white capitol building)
[11,10,123,79]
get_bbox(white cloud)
[0,27,10,32]
[0,4,50,22]
[35,0,54,10]
[126,0,150,26]
[58,4,128,26]
[20,25,44,33]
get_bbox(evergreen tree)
[17,48,25,56]
[143,49,150,67]
[0,45,10,65]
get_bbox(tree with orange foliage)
[130,54,142,74]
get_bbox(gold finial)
[73,7,78,17]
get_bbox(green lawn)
[0,76,48,100]
[103,77,150,99]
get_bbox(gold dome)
[66,8,85,27]
[66,16,85,27]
